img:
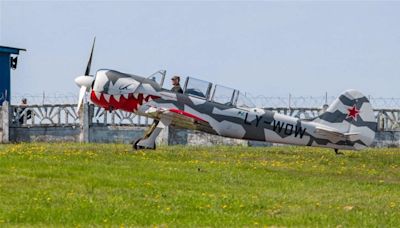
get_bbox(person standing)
[18,98,32,124]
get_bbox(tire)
[132,138,156,150]
[133,138,142,150]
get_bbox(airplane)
[74,39,377,153]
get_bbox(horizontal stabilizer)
[314,126,359,140]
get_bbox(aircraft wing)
[144,107,216,134]
[314,126,359,140]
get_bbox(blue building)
[0,45,26,105]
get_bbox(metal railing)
[11,104,79,126]
[8,103,400,131]
[91,105,153,126]
[10,104,151,127]
[375,109,400,131]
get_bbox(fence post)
[79,103,90,143]
[1,101,10,143]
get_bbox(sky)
[1,1,400,99]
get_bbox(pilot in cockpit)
[171,76,183,94]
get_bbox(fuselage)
[88,69,366,150]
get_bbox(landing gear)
[334,148,344,155]
[132,120,163,150]
[133,138,156,150]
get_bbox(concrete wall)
[89,125,145,143]
[373,131,400,148]
[8,124,148,144]
[0,101,9,143]
[187,130,247,146]
[166,127,248,146]
[9,125,150,144]
[10,126,80,142]
[6,123,400,148]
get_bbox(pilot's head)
[171,76,180,86]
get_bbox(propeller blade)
[84,37,96,76]
[77,86,87,112]
[77,37,96,113]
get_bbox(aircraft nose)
[75,76,94,88]
[92,70,110,92]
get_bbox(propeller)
[75,37,96,112]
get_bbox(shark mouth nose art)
[90,91,159,112]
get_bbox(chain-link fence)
[12,93,78,105]
[252,95,400,109]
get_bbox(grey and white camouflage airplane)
[75,40,377,152]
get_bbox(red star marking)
[347,105,360,121]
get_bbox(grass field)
[0,143,399,227]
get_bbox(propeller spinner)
[75,37,96,112]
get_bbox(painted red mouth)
[90,91,160,112]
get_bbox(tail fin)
[315,90,377,149]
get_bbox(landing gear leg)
[133,120,164,150]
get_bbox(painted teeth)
[122,93,129,99]
[133,93,139,99]
[103,94,111,102]
[147,96,152,101]
[94,91,101,100]
[113,94,121,102]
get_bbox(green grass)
[0,143,399,227]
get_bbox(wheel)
[133,138,142,150]
[132,138,156,150]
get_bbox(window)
[235,92,255,108]
[184,77,212,99]
[147,70,166,87]
[212,85,235,105]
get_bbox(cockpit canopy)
[148,70,166,88]
[148,71,256,109]
[184,77,212,99]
